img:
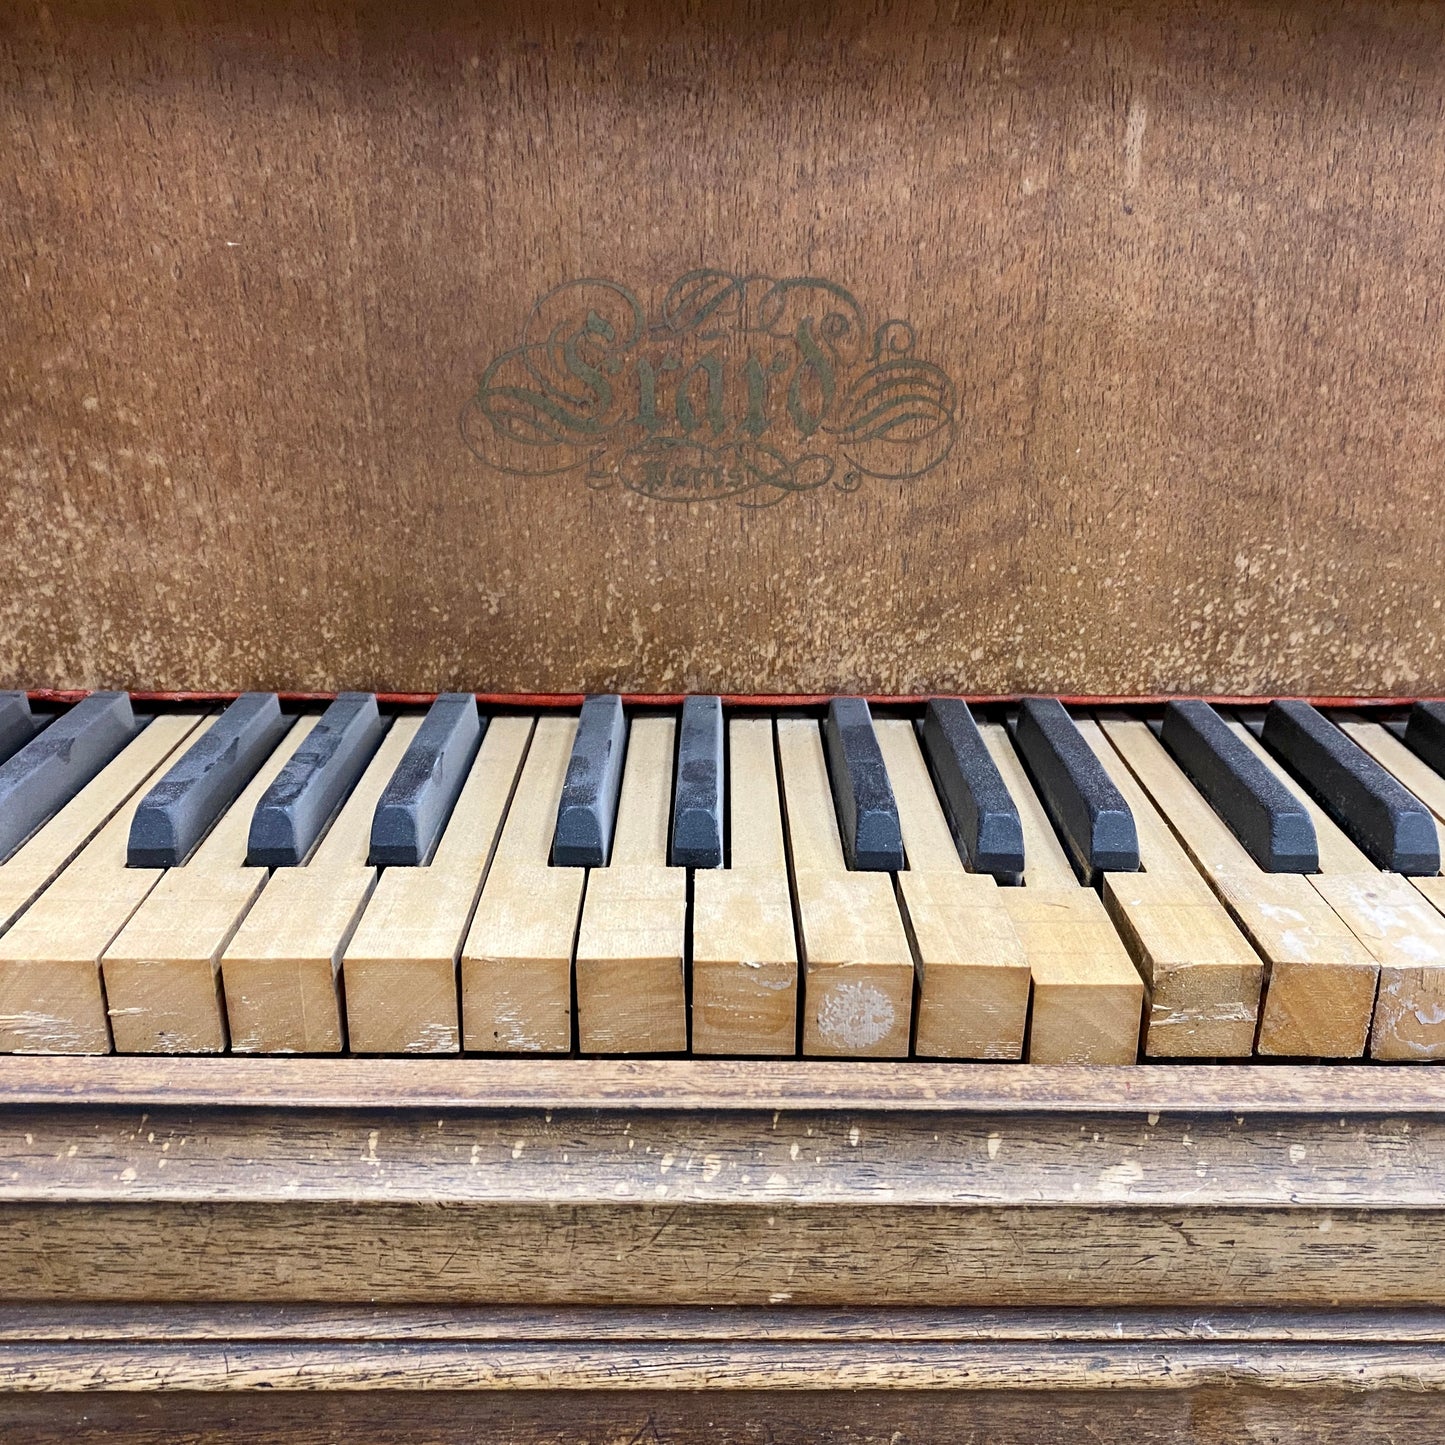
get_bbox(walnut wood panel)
[5,1056,1445,1113]
[0,1308,1441,1441]
[2,1386,1439,1445]
[2,1338,1444,1393]
[3,1,1445,695]
[0,1059,1443,1308]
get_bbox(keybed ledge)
[2,1052,1445,1114]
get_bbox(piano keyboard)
[2,690,1445,1063]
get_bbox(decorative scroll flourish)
[460,272,957,505]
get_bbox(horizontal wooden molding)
[2,1056,1444,1115]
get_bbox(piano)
[7,0,1445,1439]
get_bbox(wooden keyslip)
[0,1057,1441,1441]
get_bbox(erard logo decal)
[461,271,958,506]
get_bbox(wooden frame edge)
[0,1056,1442,1113]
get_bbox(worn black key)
[0,691,138,863]
[1013,697,1139,882]
[919,699,1025,880]
[824,697,904,871]
[1262,699,1439,875]
[0,693,37,766]
[370,694,483,867]
[127,692,287,867]
[249,692,385,866]
[552,694,627,867]
[1161,700,1318,873]
[670,694,723,868]
[1405,702,1445,779]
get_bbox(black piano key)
[0,691,138,863]
[1404,702,1445,778]
[369,693,484,867]
[248,692,385,866]
[552,694,627,867]
[127,692,288,867]
[0,693,37,766]
[1013,697,1140,882]
[670,694,723,868]
[1261,700,1440,875]
[824,697,904,872]
[919,698,1025,880]
[1161,700,1318,873]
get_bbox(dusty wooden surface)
[3,1066,1444,1438]
[3,1055,1445,1113]
[1,1386,1440,1443]
[0,1059,1442,1307]
[4,1,1445,696]
[0,1307,1442,1439]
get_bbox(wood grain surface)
[0,1057,1443,1309]
[2,1386,1441,1444]
[0,1308,1441,1439]
[3,1063,1445,1439]
[4,1054,1445,1113]
[4,0,1445,696]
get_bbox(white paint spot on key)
[817,981,895,1049]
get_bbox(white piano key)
[220,715,418,1053]
[574,716,688,1053]
[461,717,584,1053]
[101,716,317,1053]
[776,717,913,1059]
[691,718,799,1056]
[0,714,210,1054]
[343,716,532,1053]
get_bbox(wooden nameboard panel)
[3,1,1444,696]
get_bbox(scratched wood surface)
[3,0,1445,697]
[0,1059,1443,1308]
[2,1386,1440,1444]
[0,1314,1442,1443]
[4,1064,1445,1438]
